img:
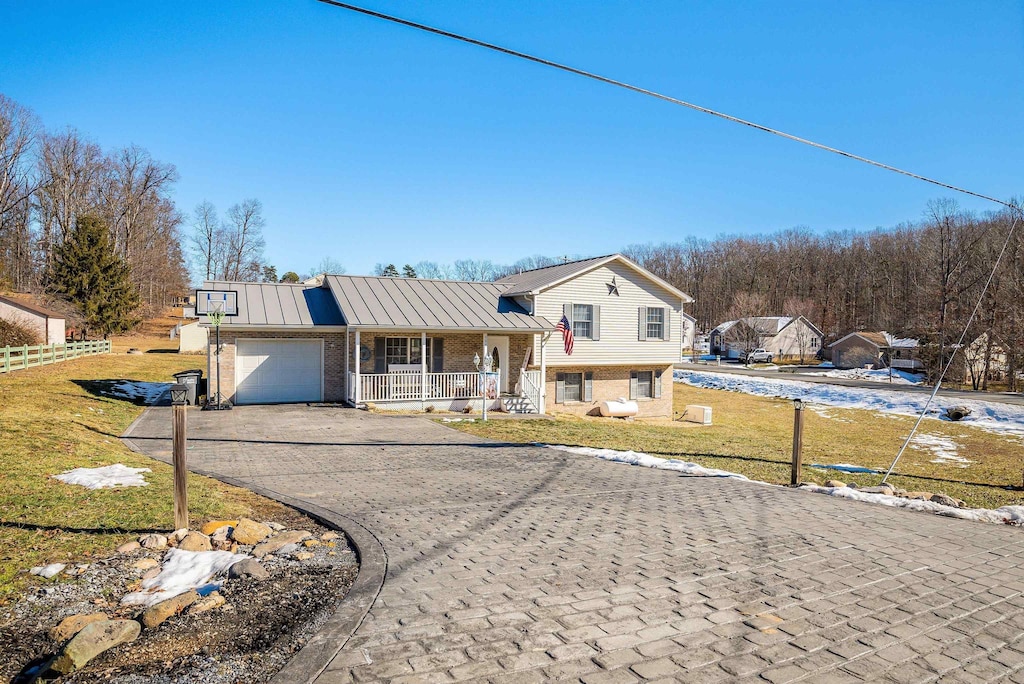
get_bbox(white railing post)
[539,333,547,414]
[354,329,361,405]
[1,346,8,373]
[421,332,427,409]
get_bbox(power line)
[315,0,1012,209]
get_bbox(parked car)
[741,348,773,363]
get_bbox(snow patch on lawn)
[121,549,249,606]
[53,464,150,489]
[543,444,749,479]
[801,485,1024,526]
[910,433,971,467]
[674,370,1024,438]
[806,368,923,385]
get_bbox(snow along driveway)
[676,369,1024,438]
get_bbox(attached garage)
[235,339,323,404]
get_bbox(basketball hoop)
[196,291,236,411]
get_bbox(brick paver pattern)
[126,406,1024,683]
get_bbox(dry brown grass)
[448,382,1024,510]
[0,335,292,602]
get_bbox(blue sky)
[2,1,1022,277]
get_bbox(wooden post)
[172,403,189,530]
[791,400,805,485]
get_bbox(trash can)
[172,369,203,406]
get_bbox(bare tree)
[189,201,223,281]
[222,198,266,281]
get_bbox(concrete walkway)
[124,405,1024,683]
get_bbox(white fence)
[354,371,483,403]
[0,340,112,374]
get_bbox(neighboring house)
[710,316,823,362]
[829,331,923,370]
[0,294,66,345]
[962,332,1009,387]
[198,254,692,418]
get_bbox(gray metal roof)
[495,255,613,296]
[325,275,556,331]
[199,282,344,326]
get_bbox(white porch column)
[354,328,361,405]
[539,332,547,414]
[344,328,350,401]
[421,331,427,409]
[482,333,489,407]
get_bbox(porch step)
[502,395,538,414]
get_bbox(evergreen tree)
[381,263,400,277]
[50,214,141,338]
[279,271,300,283]
[402,264,417,278]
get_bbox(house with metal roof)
[199,254,692,417]
[829,331,922,371]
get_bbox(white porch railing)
[520,370,542,412]
[355,371,482,403]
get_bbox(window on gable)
[646,308,664,340]
[572,304,593,339]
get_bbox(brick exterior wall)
[544,364,673,418]
[211,330,347,404]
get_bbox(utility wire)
[881,207,1021,484]
[315,0,1012,209]
[317,0,1022,482]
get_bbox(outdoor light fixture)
[473,352,480,369]
[793,398,803,411]
[473,350,494,421]
[170,383,189,406]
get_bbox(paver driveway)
[124,405,1024,683]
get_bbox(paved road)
[125,406,1024,683]
[676,363,1024,407]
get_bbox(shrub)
[0,318,41,347]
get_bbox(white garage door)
[235,339,323,404]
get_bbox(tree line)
[0,93,188,312]
[623,199,1023,388]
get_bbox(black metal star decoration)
[607,276,620,296]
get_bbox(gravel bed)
[1,516,359,683]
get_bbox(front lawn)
[0,340,293,602]
[447,383,1024,510]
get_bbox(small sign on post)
[170,383,189,530]
[791,398,805,485]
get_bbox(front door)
[490,336,510,393]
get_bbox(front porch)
[345,329,547,414]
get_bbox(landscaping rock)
[189,592,226,614]
[294,552,314,561]
[302,539,320,547]
[31,563,66,579]
[321,531,340,541]
[116,541,141,554]
[51,619,141,674]
[201,519,237,535]
[275,543,301,556]
[858,485,895,496]
[141,590,199,629]
[49,613,108,643]
[139,534,167,550]
[212,538,237,552]
[252,530,310,558]
[228,558,269,581]
[930,493,965,508]
[141,567,160,580]
[177,532,213,552]
[905,491,933,500]
[231,518,272,545]
[266,522,285,531]
[824,479,846,488]
[132,558,159,571]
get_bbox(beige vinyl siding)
[532,261,683,366]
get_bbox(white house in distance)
[198,254,692,418]
[0,294,66,345]
[710,316,823,362]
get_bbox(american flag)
[556,314,574,355]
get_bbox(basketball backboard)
[195,290,239,316]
